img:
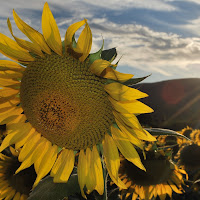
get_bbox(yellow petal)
[13,10,51,54]
[132,191,139,200]
[77,149,88,198]
[0,187,13,199]
[102,133,127,189]
[15,128,35,149]
[52,149,74,183]
[114,118,143,150]
[42,2,62,56]
[111,125,145,171]
[0,122,32,152]
[168,180,182,194]
[113,111,156,141]
[0,181,9,189]
[90,59,113,76]
[65,19,86,46]
[18,132,41,162]
[142,129,157,141]
[0,97,20,110]
[103,67,133,82]
[160,184,166,199]
[85,148,96,193]
[109,96,153,114]
[19,194,28,200]
[0,70,22,80]
[33,143,58,188]
[113,111,144,132]
[0,33,34,62]
[138,186,145,199]
[104,82,148,101]
[1,114,22,125]
[113,111,156,142]
[76,21,92,61]
[164,184,172,197]
[90,59,133,81]
[0,78,20,88]
[0,88,19,103]
[16,137,46,173]
[13,192,20,200]
[4,188,16,200]
[0,107,22,125]
[92,145,104,195]
[0,60,25,72]
[7,18,44,58]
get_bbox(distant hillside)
[132,78,200,130]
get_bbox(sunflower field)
[0,2,199,200]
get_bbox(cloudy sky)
[1,0,200,82]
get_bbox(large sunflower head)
[118,149,187,200]
[0,2,155,197]
[0,147,36,200]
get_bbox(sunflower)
[118,150,187,200]
[0,2,155,197]
[178,144,200,171]
[176,126,193,146]
[179,126,193,139]
[0,147,37,200]
[190,129,200,145]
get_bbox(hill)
[132,78,200,130]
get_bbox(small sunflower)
[178,144,200,171]
[0,2,155,197]
[179,126,193,139]
[0,147,37,200]
[118,150,187,200]
[190,129,200,145]
[177,126,193,146]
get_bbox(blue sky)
[1,0,200,82]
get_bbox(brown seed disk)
[2,156,36,195]
[20,53,114,150]
[119,155,172,185]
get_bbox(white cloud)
[0,0,176,19]
[0,0,199,82]
[178,17,200,37]
[80,0,177,11]
[88,19,200,79]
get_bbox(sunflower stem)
[103,168,108,200]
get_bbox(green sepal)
[28,175,80,200]
[112,122,119,129]
[57,146,62,153]
[89,40,104,64]
[96,143,103,155]
[101,47,117,63]
[123,74,151,86]
[72,35,77,48]
[62,35,77,53]
[29,52,39,58]
[145,128,190,140]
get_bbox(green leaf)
[89,40,104,64]
[28,175,80,200]
[123,74,151,86]
[145,128,190,140]
[101,48,117,62]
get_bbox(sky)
[0,0,200,82]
